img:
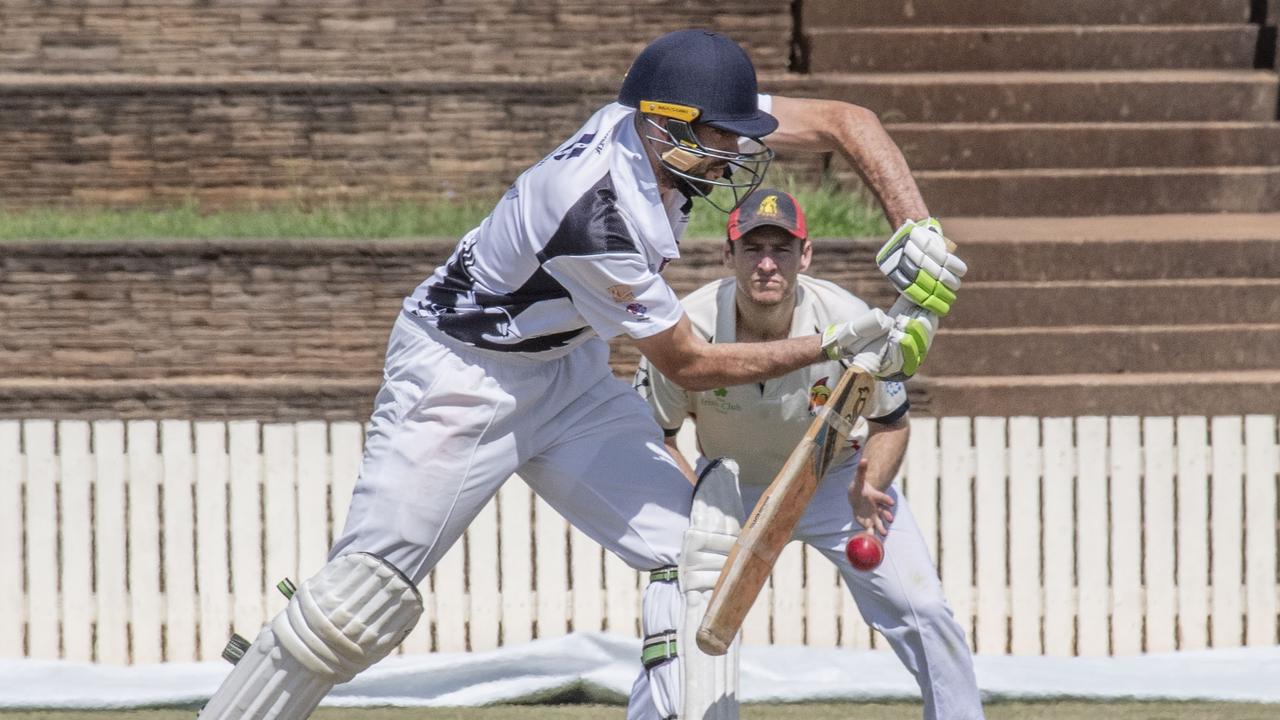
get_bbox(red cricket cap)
[727,188,808,241]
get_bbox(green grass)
[0,181,887,242]
[2,703,1278,720]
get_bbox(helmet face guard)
[639,104,774,214]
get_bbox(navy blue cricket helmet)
[619,30,776,211]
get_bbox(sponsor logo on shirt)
[625,302,649,319]
[701,390,741,415]
[553,132,597,161]
[608,284,637,303]
[808,376,831,415]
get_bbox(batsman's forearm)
[767,97,928,228]
[832,107,928,228]
[669,335,823,391]
[863,419,910,493]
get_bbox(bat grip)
[816,402,857,440]
[850,349,881,375]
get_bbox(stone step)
[912,369,1280,416]
[0,376,379,421]
[948,278,1280,328]
[804,0,1253,27]
[770,70,1279,123]
[928,324,1280,376]
[808,25,1260,73]
[885,122,1280,170]
[945,214,1280,281]
[916,166,1280,216]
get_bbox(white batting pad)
[681,458,745,720]
[199,553,423,720]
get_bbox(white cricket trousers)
[741,455,985,720]
[330,311,693,619]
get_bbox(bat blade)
[696,365,876,655]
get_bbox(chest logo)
[702,387,741,414]
[808,376,831,415]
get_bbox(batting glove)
[821,309,894,362]
[850,304,939,381]
[877,218,966,316]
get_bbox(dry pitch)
[2,703,1278,720]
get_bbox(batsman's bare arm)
[766,96,928,228]
[634,313,823,392]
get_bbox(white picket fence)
[0,416,1277,665]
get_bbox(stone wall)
[0,2,793,78]
[0,237,893,420]
[0,2,799,208]
[0,77,618,206]
[0,75,827,208]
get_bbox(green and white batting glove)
[850,304,939,382]
[877,218,966,316]
[821,309,894,361]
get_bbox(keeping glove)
[877,218,966,316]
[821,309,894,362]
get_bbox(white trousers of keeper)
[329,314,694,716]
[638,455,985,720]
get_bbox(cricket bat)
[695,362,876,655]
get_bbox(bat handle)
[696,625,732,656]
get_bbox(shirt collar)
[612,106,681,263]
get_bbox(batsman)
[196,29,965,720]
[636,189,983,719]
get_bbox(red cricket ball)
[845,532,884,571]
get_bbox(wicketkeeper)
[636,189,981,720]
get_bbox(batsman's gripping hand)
[832,306,937,382]
[880,306,937,382]
[877,218,966,316]
[821,309,894,362]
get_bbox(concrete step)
[769,70,1279,123]
[912,369,1280,416]
[948,278,1280,328]
[808,25,1260,73]
[886,122,1280,170]
[915,166,1280,216]
[946,215,1280,281]
[928,324,1280,376]
[804,0,1253,27]
[0,376,378,421]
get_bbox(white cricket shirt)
[402,102,690,359]
[639,275,909,487]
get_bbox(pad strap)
[642,630,679,670]
[650,566,679,583]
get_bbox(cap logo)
[639,100,701,123]
[757,194,779,217]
